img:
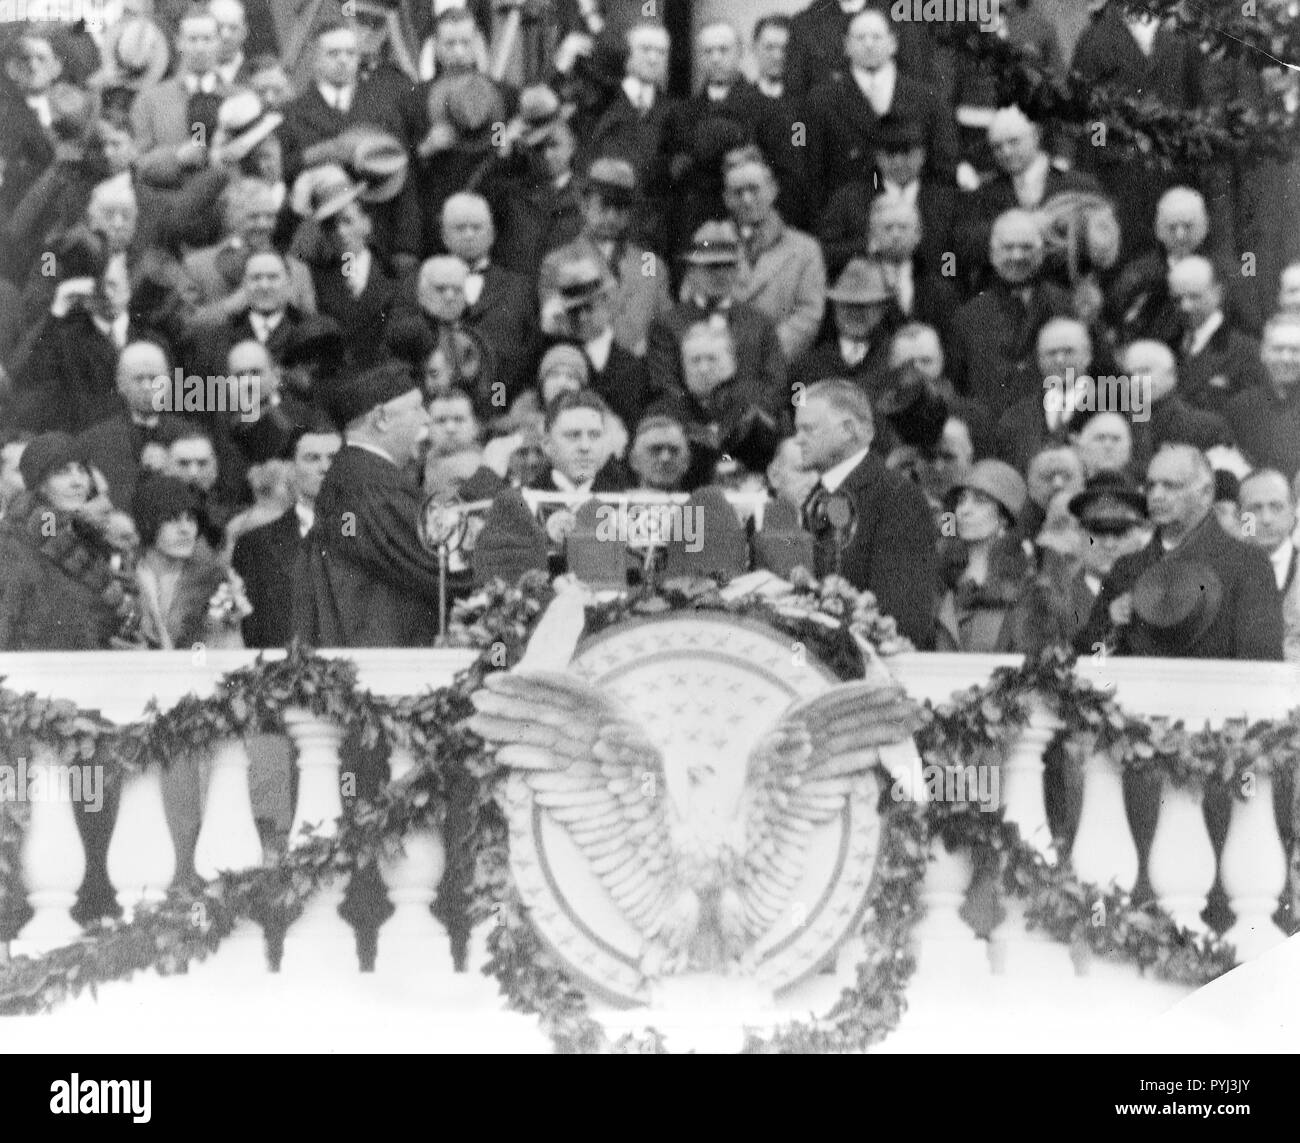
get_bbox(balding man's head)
[1123,339,1178,403]
[1154,187,1208,259]
[990,209,1044,283]
[1168,254,1223,331]
[441,193,495,263]
[117,341,168,416]
[988,106,1041,176]
[418,255,468,322]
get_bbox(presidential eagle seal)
[469,591,926,1008]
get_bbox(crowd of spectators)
[1,0,1298,662]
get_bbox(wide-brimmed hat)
[213,90,283,163]
[553,257,608,310]
[683,220,741,266]
[291,164,363,223]
[351,130,408,202]
[951,459,1028,522]
[584,156,637,206]
[826,258,894,305]
[426,72,507,138]
[105,16,170,88]
[1068,470,1147,530]
[514,83,572,146]
[1131,560,1223,650]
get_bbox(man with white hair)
[949,208,1073,417]
[1279,262,1300,316]
[1168,255,1268,412]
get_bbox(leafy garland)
[1,574,1295,1048]
[930,6,1300,163]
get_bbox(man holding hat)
[546,253,655,431]
[539,156,671,358]
[791,257,895,394]
[645,219,786,405]
[293,361,441,647]
[1077,443,1282,660]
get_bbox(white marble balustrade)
[0,649,1295,1050]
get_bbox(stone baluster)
[1147,779,1215,936]
[375,741,453,978]
[106,765,176,922]
[913,835,986,978]
[990,697,1071,998]
[280,709,357,975]
[12,744,87,957]
[1000,695,1061,860]
[193,736,269,979]
[1220,769,1288,962]
[1070,741,1139,894]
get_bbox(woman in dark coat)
[935,459,1036,654]
[0,432,141,651]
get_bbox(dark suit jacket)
[588,341,657,430]
[279,67,425,180]
[949,279,1073,418]
[645,300,786,412]
[1148,393,1235,453]
[77,409,184,512]
[293,445,442,648]
[1225,386,1300,480]
[804,69,957,208]
[585,89,675,204]
[810,450,939,648]
[0,89,54,217]
[232,508,304,649]
[9,308,124,433]
[818,178,955,279]
[1178,320,1269,414]
[789,335,892,397]
[312,254,414,369]
[489,176,584,278]
[183,306,306,379]
[1076,513,1283,661]
[462,263,538,403]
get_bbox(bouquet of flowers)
[207,572,254,633]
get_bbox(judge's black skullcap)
[323,361,420,429]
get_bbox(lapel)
[467,264,505,319]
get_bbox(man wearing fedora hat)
[1077,443,1282,660]
[791,257,895,395]
[645,219,786,406]
[539,156,671,358]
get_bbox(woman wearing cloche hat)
[935,459,1039,653]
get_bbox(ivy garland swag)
[0,571,1296,1051]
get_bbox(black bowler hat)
[1131,560,1223,650]
[876,366,949,452]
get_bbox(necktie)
[801,484,829,532]
[187,87,222,141]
